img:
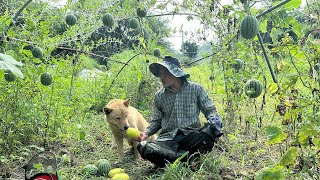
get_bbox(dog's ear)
[103,107,113,114]
[123,99,130,107]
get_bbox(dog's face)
[103,99,130,131]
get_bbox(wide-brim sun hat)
[149,56,190,78]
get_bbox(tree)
[182,41,198,58]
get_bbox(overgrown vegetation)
[0,0,319,179]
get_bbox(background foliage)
[0,0,319,179]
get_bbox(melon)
[82,164,98,175]
[136,7,147,17]
[102,13,115,28]
[96,159,111,176]
[108,168,125,178]
[40,72,52,86]
[244,79,262,98]
[125,128,140,139]
[240,16,259,39]
[129,18,139,29]
[65,14,77,26]
[314,63,319,71]
[4,71,16,82]
[32,47,43,59]
[233,59,243,70]
[153,48,161,57]
[209,75,214,81]
[111,173,130,180]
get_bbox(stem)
[12,0,33,22]
[256,0,292,19]
[257,33,278,83]
[69,42,85,100]
[107,53,143,92]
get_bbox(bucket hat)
[149,56,190,78]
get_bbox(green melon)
[96,159,111,176]
[4,71,16,82]
[129,18,139,29]
[240,16,259,39]
[153,48,161,57]
[233,59,244,70]
[209,75,214,81]
[314,63,319,71]
[136,7,147,17]
[102,13,115,28]
[82,164,98,175]
[32,47,43,59]
[65,14,77,26]
[244,79,262,98]
[40,72,52,86]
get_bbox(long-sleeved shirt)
[146,80,219,141]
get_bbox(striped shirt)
[146,80,219,141]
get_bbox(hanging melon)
[65,14,77,26]
[40,72,52,86]
[233,59,244,70]
[136,7,147,17]
[96,159,111,176]
[244,79,262,98]
[153,48,161,57]
[32,47,43,59]
[102,13,115,28]
[4,71,16,82]
[129,18,139,29]
[240,16,259,39]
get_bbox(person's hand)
[208,116,223,128]
[136,132,148,142]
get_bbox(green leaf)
[279,147,299,166]
[260,18,268,33]
[255,165,284,180]
[0,53,24,78]
[0,69,4,80]
[79,130,86,140]
[265,125,288,145]
[282,0,302,10]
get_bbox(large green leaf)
[279,147,299,166]
[0,53,24,78]
[265,125,288,145]
[255,165,284,180]
[282,0,302,10]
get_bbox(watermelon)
[153,48,161,57]
[244,79,263,98]
[240,16,259,39]
[65,14,77,26]
[136,7,147,17]
[32,47,43,59]
[129,18,139,29]
[102,13,115,28]
[233,59,243,70]
[96,159,111,176]
[82,164,98,175]
[40,72,52,86]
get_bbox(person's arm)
[197,85,222,127]
[138,95,162,141]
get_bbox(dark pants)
[138,126,217,167]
